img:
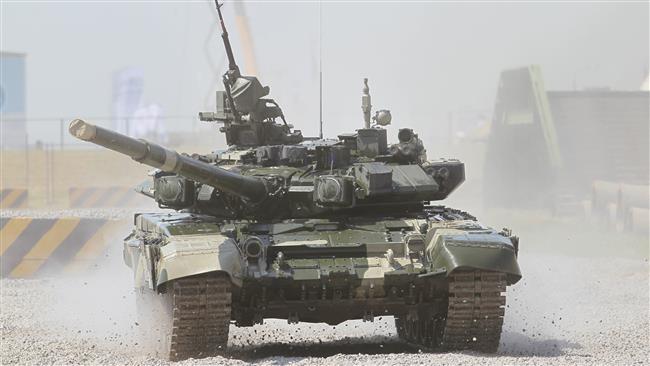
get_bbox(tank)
[69,1,521,361]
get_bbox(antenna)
[318,1,323,139]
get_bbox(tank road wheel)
[136,272,232,361]
[441,270,507,353]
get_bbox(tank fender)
[123,235,158,290]
[155,234,243,288]
[426,227,522,284]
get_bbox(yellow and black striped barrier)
[0,217,128,278]
[0,189,28,209]
[68,186,150,208]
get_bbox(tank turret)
[70,117,465,220]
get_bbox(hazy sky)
[1,1,648,150]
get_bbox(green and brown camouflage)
[69,0,521,360]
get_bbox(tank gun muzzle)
[69,119,267,202]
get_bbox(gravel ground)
[1,209,648,365]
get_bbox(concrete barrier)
[0,217,128,278]
[591,181,620,215]
[0,189,28,209]
[618,184,650,220]
[590,180,649,234]
[624,207,649,235]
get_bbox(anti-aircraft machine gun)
[197,1,302,147]
[69,1,521,361]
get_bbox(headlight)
[243,236,263,258]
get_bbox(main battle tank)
[70,2,521,360]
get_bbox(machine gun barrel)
[215,0,240,77]
[69,119,267,202]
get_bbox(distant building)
[484,65,649,209]
[0,52,27,149]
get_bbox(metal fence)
[1,115,222,150]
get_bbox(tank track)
[442,270,506,352]
[168,273,232,361]
[395,270,506,353]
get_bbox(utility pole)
[318,1,323,139]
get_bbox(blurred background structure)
[0,51,26,149]
[484,66,649,224]
[1,1,648,277]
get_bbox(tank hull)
[124,208,520,357]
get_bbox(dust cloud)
[36,232,140,351]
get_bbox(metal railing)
[1,115,222,150]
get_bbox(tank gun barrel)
[68,119,266,202]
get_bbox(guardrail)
[0,115,217,151]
